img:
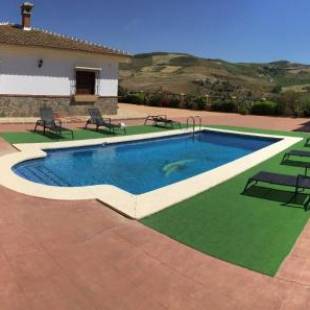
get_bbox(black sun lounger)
[282,150,310,175]
[282,149,310,161]
[34,107,74,139]
[85,107,126,134]
[144,115,181,128]
[243,171,310,210]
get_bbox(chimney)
[21,2,34,30]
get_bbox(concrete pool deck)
[0,160,310,309]
[1,110,310,309]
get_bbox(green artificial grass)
[142,126,310,276]
[0,125,173,144]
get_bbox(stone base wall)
[0,96,118,117]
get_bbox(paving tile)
[276,255,306,282]
[234,279,290,310]
[108,251,170,292]
[189,286,240,310]
[71,279,130,310]
[120,262,203,309]
[22,274,98,310]
[114,220,162,247]
[69,229,139,264]
[299,223,310,240]
[0,290,30,310]
[298,259,310,285]
[32,212,120,251]
[0,223,42,257]
[0,253,29,309]
[0,253,22,294]
[50,230,142,286]
[139,231,183,260]
[0,137,17,156]
[139,233,211,274]
[292,237,310,258]
[280,283,310,310]
[8,250,62,286]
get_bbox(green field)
[0,125,173,144]
[141,126,310,276]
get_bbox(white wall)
[0,45,120,96]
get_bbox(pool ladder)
[186,116,202,138]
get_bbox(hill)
[119,52,310,97]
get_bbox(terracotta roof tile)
[0,24,129,57]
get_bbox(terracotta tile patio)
[1,103,310,133]
[118,103,310,132]
[0,177,309,310]
[1,107,310,309]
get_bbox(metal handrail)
[186,116,195,129]
[193,115,202,130]
[186,116,196,137]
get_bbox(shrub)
[250,100,279,115]
[236,99,253,115]
[277,91,301,116]
[169,95,181,108]
[146,93,163,106]
[299,94,310,116]
[183,95,195,109]
[118,86,127,97]
[123,92,145,104]
[159,96,171,107]
[194,97,208,110]
[211,99,237,112]
[151,94,182,108]
[271,85,282,94]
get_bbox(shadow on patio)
[293,119,310,133]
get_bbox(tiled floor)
[119,103,310,132]
[0,176,309,310]
[1,108,310,309]
[1,103,310,133]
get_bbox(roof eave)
[0,42,132,62]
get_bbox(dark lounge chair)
[85,108,126,134]
[34,107,74,139]
[243,171,310,210]
[282,149,310,161]
[282,150,310,175]
[144,115,181,128]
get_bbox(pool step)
[17,164,71,186]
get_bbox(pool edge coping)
[0,127,303,219]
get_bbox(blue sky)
[2,0,310,63]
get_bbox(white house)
[0,2,130,117]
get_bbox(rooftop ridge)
[0,23,131,57]
[31,26,130,55]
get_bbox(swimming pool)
[0,127,301,218]
[13,130,279,194]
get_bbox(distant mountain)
[119,52,310,96]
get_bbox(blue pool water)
[13,131,279,194]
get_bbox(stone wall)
[0,96,118,117]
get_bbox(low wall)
[0,96,118,117]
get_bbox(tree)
[271,85,282,94]
[278,91,301,116]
